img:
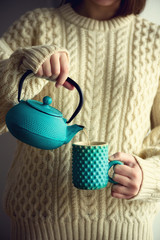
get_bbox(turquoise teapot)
[6,70,84,150]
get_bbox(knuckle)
[132,189,138,196]
[51,53,59,60]
[114,152,122,159]
[60,52,67,58]
[130,183,139,194]
[131,170,138,180]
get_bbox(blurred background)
[0,0,160,239]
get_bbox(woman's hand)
[109,152,143,199]
[36,52,74,90]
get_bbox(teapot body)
[6,101,68,149]
[5,70,84,150]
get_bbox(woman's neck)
[74,1,121,20]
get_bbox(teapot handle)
[18,70,83,123]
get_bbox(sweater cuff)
[131,155,160,201]
[11,45,69,74]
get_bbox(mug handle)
[108,160,123,184]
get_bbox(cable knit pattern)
[0,3,160,240]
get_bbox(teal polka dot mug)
[72,142,123,190]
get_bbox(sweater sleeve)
[0,9,69,134]
[131,79,160,201]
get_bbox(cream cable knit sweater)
[0,3,160,240]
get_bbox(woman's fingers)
[114,164,133,179]
[50,53,60,79]
[55,53,69,87]
[63,81,75,90]
[42,57,52,77]
[111,191,131,199]
[36,52,73,90]
[110,152,143,199]
[112,173,130,187]
[36,65,43,77]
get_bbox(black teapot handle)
[18,70,83,124]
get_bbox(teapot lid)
[27,96,63,117]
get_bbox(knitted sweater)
[0,3,160,240]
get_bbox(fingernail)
[109,155,115,160]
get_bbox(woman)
[0,0,160,239]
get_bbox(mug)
[72,142,123,190]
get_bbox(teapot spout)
[65,124,84,144]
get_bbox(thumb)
[63,81,75,90]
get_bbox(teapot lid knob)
[43,96,52,105]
